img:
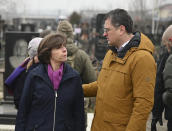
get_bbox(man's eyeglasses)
[104,28,112,33]
[104,24,120,34]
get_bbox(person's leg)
[167,119,172,131]
[84,98,89,131]
[85,112,87,131]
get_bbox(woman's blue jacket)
[15,63,85,131]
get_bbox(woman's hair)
[38,33,66,64]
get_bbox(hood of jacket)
[109,32,154,59]
[138,33,154,54]
[66,42,79,56]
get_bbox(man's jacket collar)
[108,32,141,59]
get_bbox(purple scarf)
[48,63,63,91]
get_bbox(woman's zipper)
[53,90,58,131]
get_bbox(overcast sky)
[15,0,172,14]
[23,0,129,12]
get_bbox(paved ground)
[0,114,167,131]
[86,113,167,131]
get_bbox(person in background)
[5,37,43,109]
[152,25,172,131]
[57,20,96,84]
[15,33,85,131]
[83,8,156,131]
[40,29,53,38]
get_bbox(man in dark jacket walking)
[152,25,172,131]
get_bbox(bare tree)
[152,0,162,34]
[132,0,147,16]
[129,0,165,34]
[0,0,8,4]
[69,12,82,25]
[0,0,10,10]
[129,0,148,21]
[0,0,17,20]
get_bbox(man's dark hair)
[38,33,66,64]
[105,9,133,33]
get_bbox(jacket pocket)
[106,68,131,99]
[27,118,45,131]
[103,111,129,125]
[64,120,74,131]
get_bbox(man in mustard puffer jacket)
[83,9,156,131]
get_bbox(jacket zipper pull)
[55,91,58,98]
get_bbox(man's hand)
[151,117,163,131]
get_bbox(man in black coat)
[151,25,172,131]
